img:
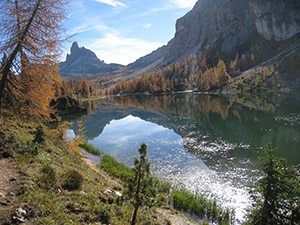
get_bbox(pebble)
[0,192,5,198]
[12,207,26,223]
[104,189,112,194]
[0,200,9,206]
[115,191,122,197]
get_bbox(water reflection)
[87,114,250,219]
[89,115,183,166]
[82,94,300,165]
[70,93,300,221]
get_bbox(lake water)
[69,93,300,222]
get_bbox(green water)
[70,93,300,220]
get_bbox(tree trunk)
[130,205,139,225]
[131,159,142,225]
[0,0,41,115]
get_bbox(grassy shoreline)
[0,116,166,224]
[99,153,235,224]
[79,140,102,156]
[0,113,235,224]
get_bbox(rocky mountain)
[163,0,300,64]
[132,0,300,71]
[128,45,166,69]
[61,0,300,91]
[59,42,124,77]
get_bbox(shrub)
[244,143,300,225]
[98,205,113,224]
[39,164,56,189]
[85,204,114,223]
[17,141,40,156]
[62,169,83,191]
[153,177,171,195]
[3,133,40,156]
[33,125,46,146]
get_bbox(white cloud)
[64,10,162,65]
[136,0,196,18]
[66,0,87,19]
[142,24,152,29]
[138,5,172,17]
[93,0,126,7]
[68,23,110,35]
[169,0,197,9]
[87,31,164,65]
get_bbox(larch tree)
[0,0,68,120]
[80,80,90,98]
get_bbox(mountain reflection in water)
[86,114,250,220]
[70,93,300,221]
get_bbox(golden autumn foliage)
[16,62,60,121]
[0,0,68,121]
[54,78,101,98]
[48,120,82,154]
[110,54,232,95]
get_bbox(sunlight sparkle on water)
[86,115,251,221]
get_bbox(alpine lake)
[66,92,300,222]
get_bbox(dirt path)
[81,155,122,189]
[0,149,24,224]
[156,208,197,225]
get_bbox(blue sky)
[62,0,198,65]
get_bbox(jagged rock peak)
[72,41,79,48]
[66,41,99,63]
[70,41,79,53]
[59,42,124,77]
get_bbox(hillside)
[108,0,300,95]
[2,0,299,224]
[0,115,199,225]
[128,45,167,69]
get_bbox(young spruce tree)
[125,143,156,225]
[245,143,300,225]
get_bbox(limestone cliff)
[163,0,300,64]
[251,0,300,41]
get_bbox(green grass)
[172,187,234,224]
[99,154,134,181]
[0,116,133,224]
[0,111,179,225]
[153,177,171,194]
[79,141,102,156]
[99,153,235,224]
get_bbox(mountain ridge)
[59,0,300,91]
